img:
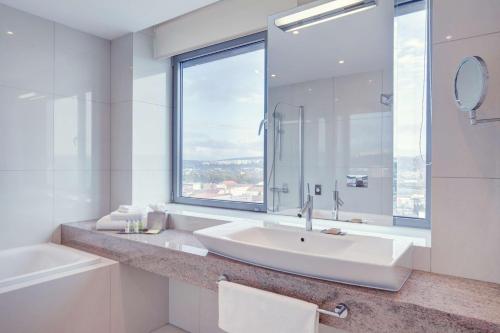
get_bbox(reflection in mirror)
[267,0,429,227]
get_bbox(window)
[393,0,430,227]
[173,32,267,211]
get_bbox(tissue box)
[147,211,168,230]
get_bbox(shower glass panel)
[267,101,303,213]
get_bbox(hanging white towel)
[218,281,319,333]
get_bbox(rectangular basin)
[194,222,413,291]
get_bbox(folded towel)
[110,211,143,221]
[218,281,318,333]
[96,215,127,231]
[117,205,142,213]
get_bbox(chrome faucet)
[298,184,314,231]
[333,180,344,221]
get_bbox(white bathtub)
[0,243,101,290]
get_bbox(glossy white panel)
[0,171,54,250]
[110,102,133,170]
[0,4,54,93]
[0,85,53,170]
[110,264,169,333]
[200,288,224,333]
[54,96,110,170]
[0,263,111,333]
[132,170,170,207]
[334,116,383,169]
[110,170,132,211]
[54,170,110,223]
[111,34,133,104]
[334,71,383,120]
[433,0,500,44]
[54,24,110,103]
[169,279,200,333]
[432,33,500,179]
[431,178,500,284]
[133,32,168,106]
[133,102,170,170]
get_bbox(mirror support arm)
[468,110,500,125]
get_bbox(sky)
[182,46,265,161]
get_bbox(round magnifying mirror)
[454,56,488,112]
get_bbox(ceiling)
[0,0,220,39]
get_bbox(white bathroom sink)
[194,222,413,291]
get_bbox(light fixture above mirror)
[275,0,377,32]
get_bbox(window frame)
[393,0,432,229]
[172,31,268,212]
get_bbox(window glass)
[175,38,266,210]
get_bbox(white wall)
[154,0,297,58]
[110,30,170,209]
[0,4,111,250]
[430,0,500,284]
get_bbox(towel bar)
[217,275,348,319]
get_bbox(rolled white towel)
[110,211,143,221]
[96,215,127,231]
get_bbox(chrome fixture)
[454,56,500,125]
[346,175,368,188]
[380,93,393,106]
[333,180,344,221]
[275,0,377,32]
[258,116,267,136]
[217,275,349,319]
[298,184,314,231]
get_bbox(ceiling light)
[292,30,300,35]
[6,31,14,35]
[271,74,277,78]
[275,0,377,32]
[338,60,345,64]
[445,35,453,40]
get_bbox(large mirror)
[267,0,429,227]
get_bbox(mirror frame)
[454,56,488,112]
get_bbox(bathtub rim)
[0,243,101,290]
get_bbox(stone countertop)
[61,221,500,333]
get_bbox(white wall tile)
[54,97,110,171]
[110,170,133,210]
[133,102,170,170]
[132,170,170,207]
[199,288,224,333]
[431,177,500,284]
[433,0,500,44]
[133,32,168,106]
[54,24,110,103]
[54,170,110,223]
[432,33,500,179]
[169,279,201,333]
[0,85,54,171]
[110,264,169,333]
[111,102,133,170]
[0,171,54,250]
[111,34,133,104]
[0,4,54,94]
